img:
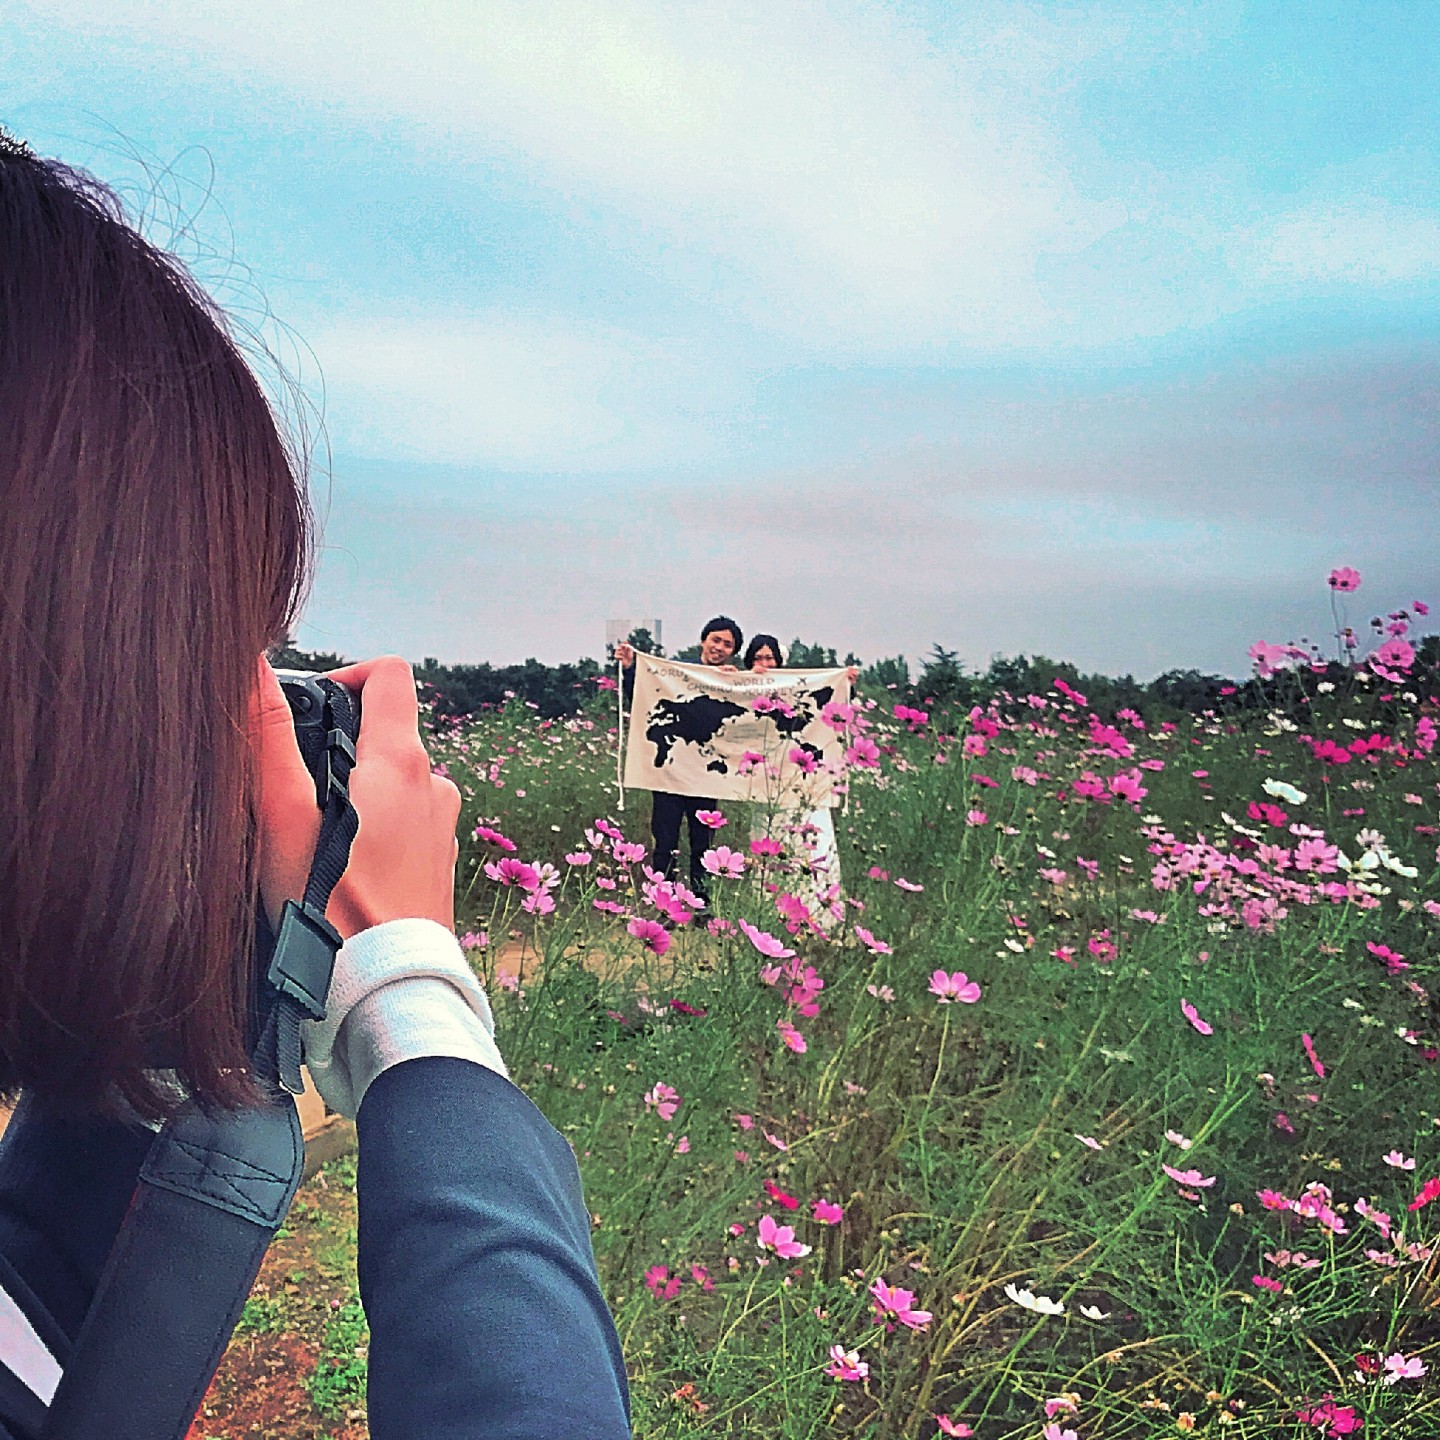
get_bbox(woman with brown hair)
[0,135,629,1438]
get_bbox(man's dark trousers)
[651,791,715,900]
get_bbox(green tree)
[861,655,910,691]
[918,644,973,706]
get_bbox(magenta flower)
[853,925,892,954]
[644,1264,682,1300]
[1180,998,1213,1036]
[869,1277,932,1332]
[1301,1032,1326,1079]
[484,856,540,890]
[1371,637,1415,671]
[928,970,981,1005]
[749,836,784,858]
[643,1081,680,1122]
[695,809,726,828]
[472,823,517,852]
[563,851,592,866]
[1296,1397,1362,1434]
[757,1213,812,1259]
[777,1018,808,1053]
[763,1179,799,1209]
[824,1344,867,1381]
[1327,566,1362,591]
[935,1419,973,1437]
[811,1198,844,1225]
[628,916,672,957]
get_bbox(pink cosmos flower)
[739,918,796,960]
[521,890,555,916]
[1296,1397,1362,1435]
[777,1019,808,1053]
[812,1198,844,1224]
[643,1082,680,1122]
[628,917,672,957]
[1371,637,1415,672]
[690,1263,714,1292]
[472,823,517,851]
[757,1213,811,1259]
[1383,1150,1415,1170]
[763,1179,799,1209]
[824,1345,867,1381]
[854,926,892,954]
[935,1418,973,1437]
[1180,999,1213,1035]
[564,851,592,866]
[845,736,881,768]
[1367,941,1408,974]
[1383,1352,1427,1384]
[929,970,981,1005]
[1327,566,1361,592]
[1041,1426,1079,1440]
[869,1278,932,1332]
[700,845,746,878]
[695,809,726,828]
[1407,1176,1440,1211]
[749,836,784,858]
[644,1264,682,1300]
[1252,1274,1283,1293]
[1163,1165,1216,1187]
[1301,1033,1325,1079]
[484,856,540,890]
[894,877,924,892]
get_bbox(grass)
[287,662,1439,1438]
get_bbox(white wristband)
[301,918,507,1118]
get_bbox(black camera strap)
[39,686,360,1440]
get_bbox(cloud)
[10,0,1139,352]
[301,312,732,468]
[1250,200,1440,286]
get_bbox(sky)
[6,0,1438,679]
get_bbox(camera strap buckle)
[322,726,357,806]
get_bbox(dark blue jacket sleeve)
[355,1057,630,1439]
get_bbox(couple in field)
[616,617,855,929]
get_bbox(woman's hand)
[614,642,635,668]
[252,656,461,939]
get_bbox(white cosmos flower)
[1003,1283,1064,1315]
[1262,779,1308,805]
[1079,1304,1111,1321]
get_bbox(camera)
[274,670,361,804]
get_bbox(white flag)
[622,653,852,803]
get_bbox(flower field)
[222,578,1438,1439]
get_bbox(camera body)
[274,670,361,804]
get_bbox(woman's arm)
[356,1058,630,1439]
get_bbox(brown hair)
[0,143,311,1116]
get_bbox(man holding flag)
[616,615,743,902]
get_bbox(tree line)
[271,630,1439,729]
